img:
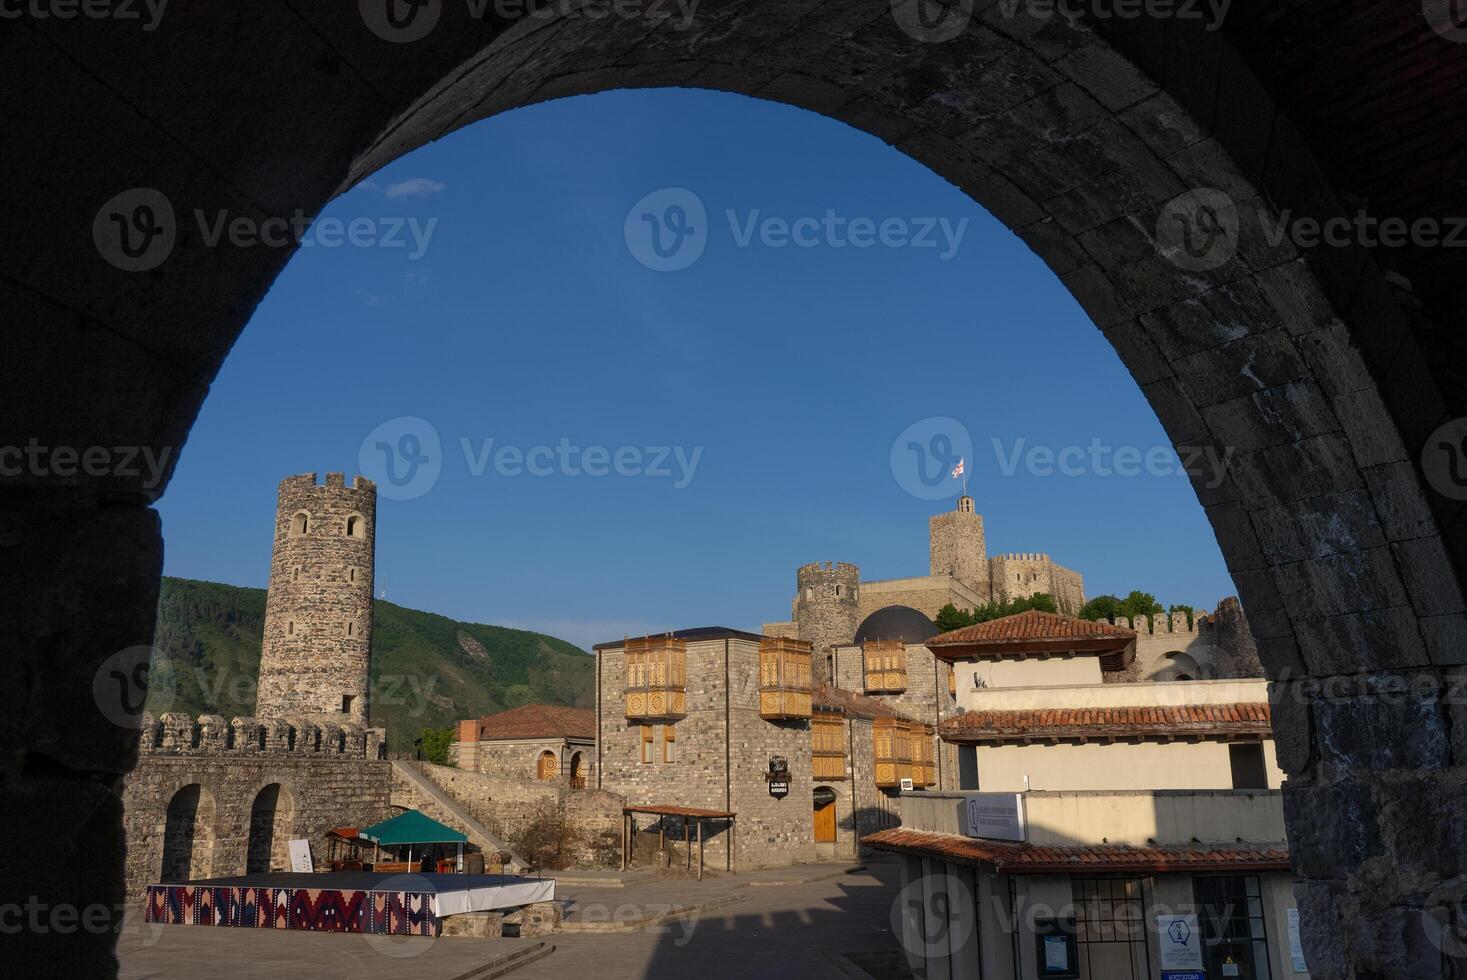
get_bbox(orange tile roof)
[942,702,1272,743]
[863,828,1289,873]
[465,703,595,741]
[812,683,919,723]
[930,610,1136,646]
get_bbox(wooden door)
[813,799,837,842]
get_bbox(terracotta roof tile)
[862,828,1290,873]
[941,702,1271,743]
[812,683,919,723]
[465,703,595,741]
[930,610,1136,647]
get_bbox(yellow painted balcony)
[624,635,687,722]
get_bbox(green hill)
[148,577,594,750]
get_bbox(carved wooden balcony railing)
[759,636,813,720]
[863,640,907,694]
[811,710,846,780]
[873,719,936,789]
[625,635,687,721]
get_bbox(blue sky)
[157,87,1235,651]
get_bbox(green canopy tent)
[359,810,469,873]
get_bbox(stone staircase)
[390,760,528,872]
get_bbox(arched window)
[537,750,558,781]
[290,512,310,536]
[346,621,354,637]
[345,514,365,538]
[246,784,286,874]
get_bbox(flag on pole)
[951,458,965,479]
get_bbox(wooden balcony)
[759,637,813,720]
[863,640,907,694]
[811,710,846,781]
[625,635,687,722]
[873,719,936,789]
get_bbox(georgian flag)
[951,457,965,479]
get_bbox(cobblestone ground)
[117,858,906,979]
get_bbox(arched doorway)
[160,784,216,883]
[569,752,586,789]
[813,786,838,844]
[536,750,558,781]
[245,783,293,874]
[11,5,1467,972]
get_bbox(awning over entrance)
[621,805,737,879]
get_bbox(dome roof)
[853,605,938,645]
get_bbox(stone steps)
[390,760,527,871]
[444,940,556,980]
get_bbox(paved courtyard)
[117,858,909,980]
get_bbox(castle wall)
[257,472,376,724]
[857,574,986,622]
[595,637,814,870]
[121,712,393,901]
[988,553,1085,613]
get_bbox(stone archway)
[244,783,295,875]
[8,4,1467,976]
[160,784,217,884]
[537,750,559,781]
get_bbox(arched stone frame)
[536,749,559,781]
[159,782,218,884]
[8,4,1466,973]
[344,512,367,539]
[288,511,311,537]
[244,781,297,875]
[569,750,587,787]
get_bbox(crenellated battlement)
[798,560,860,576]
[992,552,1051,562]
[280,472,376,492]
[1113,610,1211,635]
[137,711,385,759]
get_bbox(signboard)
[1287,908,1308,972]
[960,793,1026,842]
[767,756,790,798]
[768,778,790,799]
[1157,914,1203,974]
[288,839,313,873]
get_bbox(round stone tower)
[796,561,860,684]
[256,472,376,725]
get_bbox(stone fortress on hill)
[763,495,1086,675]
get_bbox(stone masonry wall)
[122,713,393,901]
[988,553,1086,614]
[451,737,594,784]
[257,472,375,724]
[408,762,621,865]
[597,637,814,871]
[830,643,961,792]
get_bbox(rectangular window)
[341,694,355,714]
[1229,742,1268,789]
[640,724,654,764]
[1071,877,1147,980]
[663,725,676,763]
[1194,875,1273,980]
[958,745,979,791]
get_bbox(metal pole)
[684,817,690,870]
[621,813,627,872]
[698,820,704,881]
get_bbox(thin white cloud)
[383,177,446,199]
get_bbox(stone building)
[451,703,595,787]
[593,623,961,871]
[256,472,376,725]
[872,609,1302,980]
[763,497,1086,673]
[593,628,814,871]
